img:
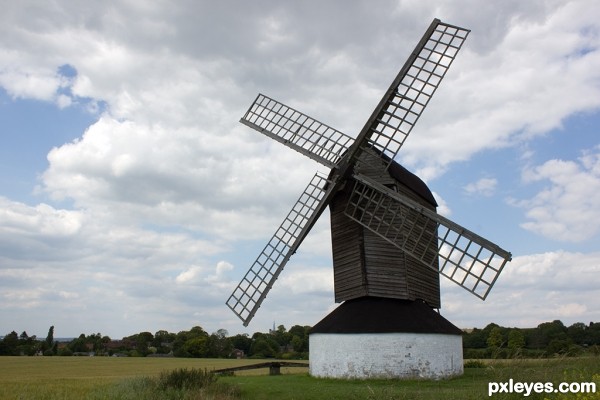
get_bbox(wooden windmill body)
[331,149,440,307]
[226,19,512,379]
[313,150,457,379]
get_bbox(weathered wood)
[330,149,440,307]
[213,361,309,376]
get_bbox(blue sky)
[0,88,96,203]
[1,0,599,339]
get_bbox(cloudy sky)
[1,0,599,339]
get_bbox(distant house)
[73,352,95,356]
[231,349,244,359]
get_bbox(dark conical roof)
[345,147,437,207]
[310,297,461,335]
[388,161,437,207]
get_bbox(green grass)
[0,356,598,399]
[222,357,600,400]
[0,357,275,399]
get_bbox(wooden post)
[269,363,281,375]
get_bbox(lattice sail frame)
[227,19,510,326]
[241,94,354,168]
[360,22,470,169]
[239,22,470,173]
[226,173,329,326]
[345,174,511,299]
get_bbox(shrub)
[157,368,216,391]
[464,360,486,368]
[463,348,489,359]
[89,369,238,400]
[58,348,73,356]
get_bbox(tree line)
[463,320,600,358]
[0,324,310,359]
[2,320,599,359]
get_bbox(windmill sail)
[226,173,330,326]
[227,19,510,327]
[240,94,354,168]
[345,173,511,299]
[349,20,470,170]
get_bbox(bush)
[89,373,239,400]
[58,348,73,356]
[280,351,307,360]
[464,360,486,368]
[463,348,489,359]
[157,368,216,391]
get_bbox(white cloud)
[176,266,203,284]
[515,147,600,242]
[278,267,334,295]
[432,192,452,217]
[443,250,600,328]
[206,261,235,289]
[1,1,599,337]
[556,303,587,318]
[464,178,498,197]
[39,115,320,240]
[216,261,234,276]
[400,0,600,179]
[0,68,61,101]
[0,197,83,237]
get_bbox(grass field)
[0,357,269,399]
[0,356,598,399]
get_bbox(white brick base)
[309,332,463,379]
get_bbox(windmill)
[226,19,512,379]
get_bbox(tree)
[588,322,600,345]
[18,331,38,356]
[546,338,572,355]
[153,330,176,347]
[172,331,190,357]
[42,326,56,355]
[152,330,176,354]
[487,327,504,349]
[463,328,487,348]
[207,330,232,358]
[272,325,291,347]
[537,320,567,348]
[172,327,209,357]
[230,334,252,355]
[84,333,109,354]
[251,338,277,358]
[291,335,305,353]
[0,331,19,355]
[567,322,587,345]
[69,334,89,353]
[45,326,55,348]
[136,332,154,355]
[183,336,209,357]
[189,326,208,338]
[288,325,310,353]
[508,329,525,354]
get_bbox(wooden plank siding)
[330,186,368,302]
[329,149,441,308]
